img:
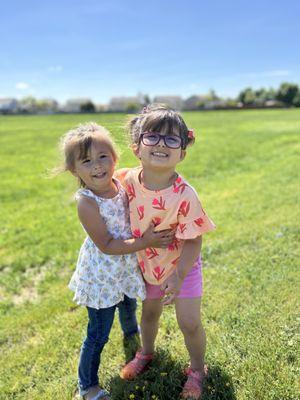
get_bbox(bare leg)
[175,297,206,373]
[119,299,163,380]
[140,298,163,354]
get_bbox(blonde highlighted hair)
[57,122,118,187]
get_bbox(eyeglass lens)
[142,133,182,149]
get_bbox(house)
[183,95,207,110]
[0,98,18,113]
[36,98,59,114]
[61,98,93,113]
[152,96,183,110]
[108,96,144,112]
[203,100,227,110]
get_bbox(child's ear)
[180,150,186,161]
[131,143,141,159]
[70,168,78,177]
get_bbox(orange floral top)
[119,167,216,285]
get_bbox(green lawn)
[0,110,299,400]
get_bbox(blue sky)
[1,0,299,104]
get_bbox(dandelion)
[129,394,135,399]
[160,372,168,376]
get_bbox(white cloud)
[16,82,30,90]
[48,65,63,72]
[239,70,291,79]
[264,70,290,77]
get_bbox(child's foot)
[83,385,110,400]
[119,350,153,380]
[180,366,208,400]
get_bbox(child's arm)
[77,196,174,255]
[161,236,202,305]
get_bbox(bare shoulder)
[77,194,98,216]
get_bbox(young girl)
[116,104,216,400]
[60,122,174,400]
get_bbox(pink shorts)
[145,256,203,299]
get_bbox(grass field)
[0,109,299,400]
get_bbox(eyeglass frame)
[139,132,183,149]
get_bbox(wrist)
[175,267,185,282]
[137,236,147,250]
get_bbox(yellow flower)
[160,372,168,376]
[129,394,135,399]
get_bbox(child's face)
[72,140,116,194]
[135,127,185,171]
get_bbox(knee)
[142,309,161,324]
[178,318,202,336]
[85,331,109,349]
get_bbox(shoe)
[120,350,153,381]
[83,388,110,400]
[180,365,208,400]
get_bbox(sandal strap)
[186,367,202,381]
[135,350,154,361]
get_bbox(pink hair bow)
[188,129,194,139]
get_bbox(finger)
[158,228,173,234]
[164,286,173,295]
[162,293,176,305]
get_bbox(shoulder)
[77,192,98,216]
[115,167,141,185]
[114,168,131,185]
[173,175,199,198]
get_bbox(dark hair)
[127,103,195,150]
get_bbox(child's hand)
[142,223,175,248]
[160,272,183,305]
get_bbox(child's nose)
[157,136,166,146]
[94,159,103,168]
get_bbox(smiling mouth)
[92,172,107,178]
[151,151,168,158]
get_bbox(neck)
[90,180,118,198]
[141,167,177,190]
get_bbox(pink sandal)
[180,366,208,400]
[120,350,153,381]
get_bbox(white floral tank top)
[68,180,146,309]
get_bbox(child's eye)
[99,155,107,159]
[82,159,90,164]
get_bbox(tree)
[276,82,299,106]
[143,94,151,105]
[293,93,300,107]
[80,101,96,113]
[19,96,37,113]
[125,102,140,113]
[208,89,219,101]
[238,88,256,105]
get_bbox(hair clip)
[142,105,150,114]
[188,129,194,139]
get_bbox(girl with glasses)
[116,104,216,400]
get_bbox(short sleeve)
[175,187,216,240]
